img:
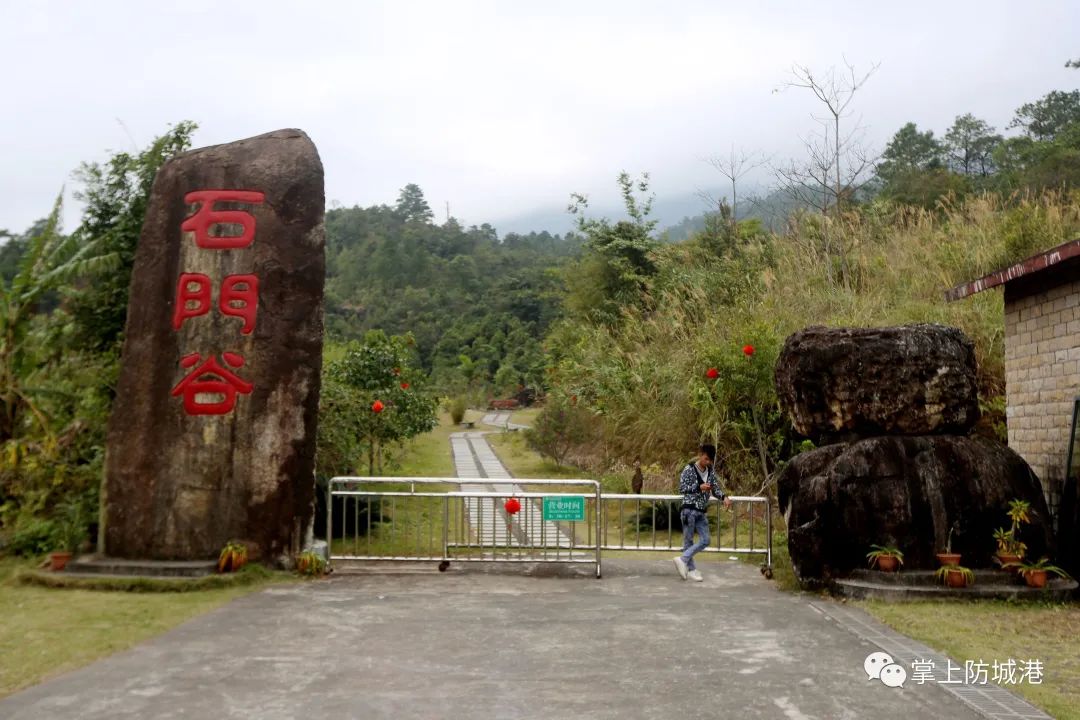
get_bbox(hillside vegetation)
[1,83,1079,551]
[543,191,1080,490]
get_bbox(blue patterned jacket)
[678,462,726,511]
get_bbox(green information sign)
[543,496,586,522]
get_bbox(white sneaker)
[673,557,688,580]
[688,570,704,582]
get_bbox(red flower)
[400,382,410,390]
[372,400,385,413]
[504,498,521,515]
[706,367,719,379]
[742,345,755,357]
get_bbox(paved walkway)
[480,411,529,430]
[0,560,1032,720]
[450,414,571,549]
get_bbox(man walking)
[673,444,732,582]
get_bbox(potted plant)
[866,544,904,572]
[936,522,962,567]
[295,551,328,577]
[935,564,975,588]
[993,499,1030,571]
[50,500,88,572]
[1005,557,1072,589]
[217,541,248,573]
[992,528,1027,571]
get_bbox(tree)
[0,194,119,443]
[68,121,197,351]
[994,123,1080,191]
[395,183,434,224]
[315,373,368,481]
[877,122,943,180]
[777,59,880,211]
[325,331,438,475]
[944,114,1002,177]
[1009,90,1080,141]
[526,400,591,467]
[774,59,879,287]
[0,220,47,284]
[993,91,1080,191]
[875,122,962,207]
[566,172,659,323]
[703,146,768,231]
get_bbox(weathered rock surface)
[104,129,324,561]
[777,435,1053,585]
[775,324,980,441]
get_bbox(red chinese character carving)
[219,274,259,335]
[172,274,260,333]
[172,273,212,330]
[171,352,253,415]
[181,190,265,249]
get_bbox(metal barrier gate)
[328,477,772,578]
[599,493,773,577]
[329,478,602,577]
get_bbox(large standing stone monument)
[104,129,324,562]
[775,324,1054,586]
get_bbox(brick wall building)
[947,238,1080,568]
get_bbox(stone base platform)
[834,568,1077,601]
[63,555,218,579]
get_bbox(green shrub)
[525,401,591,467]
[449,396,467,425]
[7,517,58,556]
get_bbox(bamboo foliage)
[0,193,120,442]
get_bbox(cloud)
[1,1,1078,234]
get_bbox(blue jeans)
[680,508,710,571]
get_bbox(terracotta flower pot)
[996,553,1022,573]
[1024,570,1048,589]
[936,553,961,567]
[49,551,72,572]
[875,556,900,572]
[944,568,970,588]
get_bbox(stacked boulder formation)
[775,324,1055,586]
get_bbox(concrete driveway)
[0,559,1015,719]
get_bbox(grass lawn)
[0,557,288,698]
[329,410,482,557]
[381,409,483,478]
[486,429,587,481]
[508,407,542,427]
[860,600,1080,720]
[330,481,462,558]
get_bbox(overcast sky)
[2,1,1078,235]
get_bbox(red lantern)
[372,400,385,413]
[400,382,410,390]
[706,367,719,379]
[504,498,521,515]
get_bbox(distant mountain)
[493,189,728,237]
[491,183,806,240]
[493,206,576,236]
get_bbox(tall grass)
[547,192,1080,488]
